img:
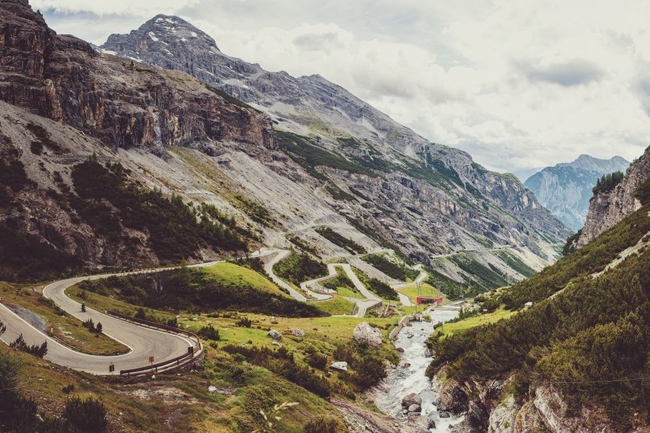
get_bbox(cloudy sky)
[32,0,650,175]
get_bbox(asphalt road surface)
[0,272,197,375]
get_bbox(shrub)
[361,254,417,281]
[236,317,252,328]
[198,324,220,340]
[63,397,108,433]
[274,250,327,285]
[0,349,38,431]
[593,171,624,195]
[305,352,328,370]
[315,227,366,254]
[9,335,48,358]
[367,278,398,301]
[304,416,347,433]
[29,141,43,155]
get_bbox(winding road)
[0,249,427,374]
[257,249,420,317]
[0,269,206,376]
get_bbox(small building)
[416,296,443,305]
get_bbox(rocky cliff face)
[432,370,617,433]
[0,2,274,155]
[0,0,278,275]
[525,155,629,232]
[102,15,424,154]
[577,148,650,247]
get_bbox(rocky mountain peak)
[104,14,220,58]
[0,0,275,151]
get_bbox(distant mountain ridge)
[524,154,629,231]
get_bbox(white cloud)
[36,0,650,172]
[31,0,200,16]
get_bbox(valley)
[1,0,650,432]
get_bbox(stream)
[373,305,465,432]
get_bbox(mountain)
[0,1,569,291]
[524,154,629,231]
[577,147,650,247]
[0,0,274,279]
[426,146,650,431]
[100,15,571,290]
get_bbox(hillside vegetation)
[77,264,328,318]
[427,203,650,427]
[71,158,249,261]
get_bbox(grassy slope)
[435,307,516,338]
[3,277,402,432]
[397,283,444,304]
[203,262,288,298]
[427,204,650,427]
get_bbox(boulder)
[267,329,282,340]
[330,361,348,372]
[284,328,305,338]
[402,393,422,408]
[353,322,383,348]
[408,404,422,413]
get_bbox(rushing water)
[374,306,465,432]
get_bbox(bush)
[64,397,108,433]
[236,317,252,328]
[70,158,248,262]
[593,171,624,195]
[315,227,366,254]
[304,416,347,433]
[9,335,48,358]
[198,324,220,340]
[305,352,328,370]
[361,254,417,281]
[83,267,328,318]
[367,278,398,301]
[0,349,38,431]
[274,250,327,285]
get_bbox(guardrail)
[389,314,414,340]
[106,310,202,376]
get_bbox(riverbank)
[370,305,464,432]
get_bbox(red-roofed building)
[416,296,443,305]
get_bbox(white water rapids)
[373,306,465,432]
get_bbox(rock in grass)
[353,322,383,348]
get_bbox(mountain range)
[0,4,569,291]
[3,1,650,431]
[99,14,570,290]
[524,154,629,231]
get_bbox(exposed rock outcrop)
[525,155,629,231]
[578,147,650,247]
[353,322,383,348]
[0,0,275,155]
[1,1,571,285]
